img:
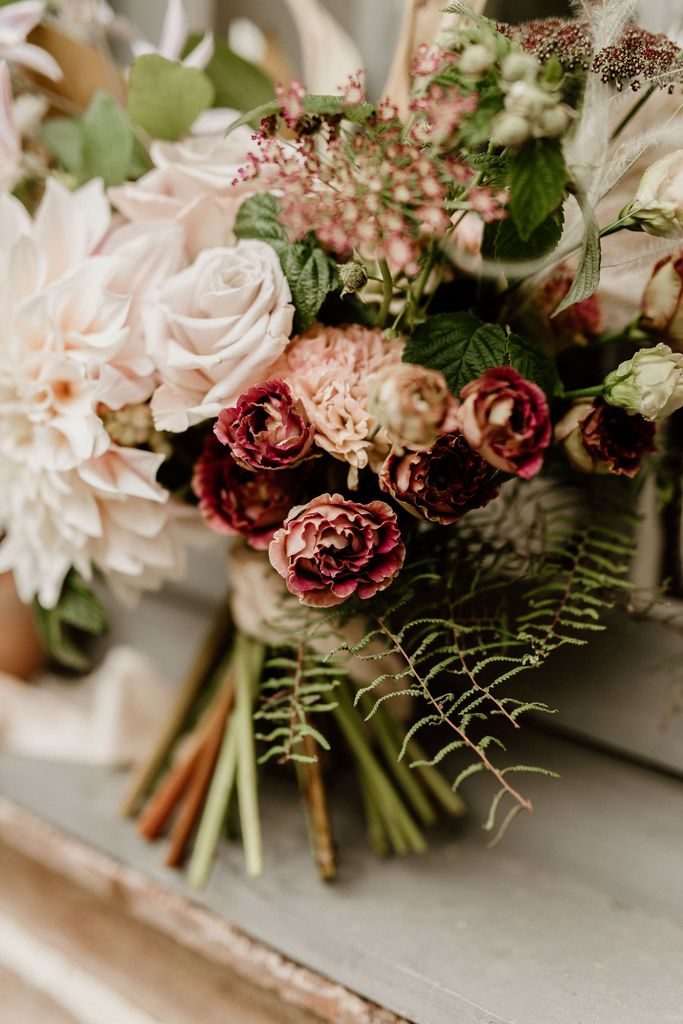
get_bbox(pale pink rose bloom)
[109,122,259,260]
[0,1,61,80]
[100,218,187,408]
[273,324,403,483]
[147,240,294,432]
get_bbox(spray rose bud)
[555,400,656,478]
[459,43,496,77]
[640,252,683,344]
[369,363,459,452]
[457,367,551,478]
[624,151,683,239]
[603,343,683,420]
[338,252,369,296]
[491,112,531,148]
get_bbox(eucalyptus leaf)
[40,117,84,179]
[185,33,274,112]
[128,55,214,141]
[81,92,133,186]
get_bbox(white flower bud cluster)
[491,51,571,148]
[101,402,171,456]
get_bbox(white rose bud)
[603,343,683,421]
[534,104,571,139]
[369,363,459,452]
[458,43,496,77]
[626,151,683,239]
[640,252,683,344]
[491,111,531,148]
[504,80,551,119]
[501,52,539,82]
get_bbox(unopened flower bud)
[501,51,539,83]
[339,253,368,296]
[505,80,551,119]
[491,111,530,148]
[625,151,683,239]
[640,252,683,343]
[458,43,496,77]
[101,403,155,447]
[369,363,459,452]
[603,343,683,420]
[534,104,571,138]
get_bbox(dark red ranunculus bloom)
[379,431,499,525]
[214,378,315,471]
[269,494,405,607]
[581,400,656,477]
[458,366,551,479]
[192,435,298,550]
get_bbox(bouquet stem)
[120,599,233,817]
[295,732,337,881]
[187,710,240,889]
[333,680,426,856]
[235,633,265,878]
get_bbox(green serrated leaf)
[225,100,281,136]
[303,93,375,124]
[493,207,564,263]
[509,139,567,240]
[128,55,214,141]
[81,91,134,186]
[404,312,558,396]
[185,33,274,112]
[234,192,288,250]
[235,194,338,330]
[280,243,339,331]
[552,191,601,317]
[40,117,85,179]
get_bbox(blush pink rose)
[192,435,299,550]
[269,494,405,607]
[457,367,551,479]
[214,378,315,471]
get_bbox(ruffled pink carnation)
[380,432,499,524]
[458,367,551,479]
[192,435,297,549]
[269,494,405,608]
[214,379,315,471]
[272,325,403,481]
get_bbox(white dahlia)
[0,180,196,607]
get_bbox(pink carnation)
[192,435,298,550]
[458,367,551,479]
[214,378,315,471]
[273,325,403,481]
[269,494,405,608]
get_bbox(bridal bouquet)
[1,0,683,882]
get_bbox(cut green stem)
[376,258,394,328]
[235,634,265,878]
[186,709,239,889]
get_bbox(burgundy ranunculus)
[555,399,657,478]
[269,494,405,607]
[214,378,315,471]
[193,435,298,549]
[379,431,499,525]
[458,366,551,479]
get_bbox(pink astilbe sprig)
[240,79,461,277]
[410,84,478,147]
